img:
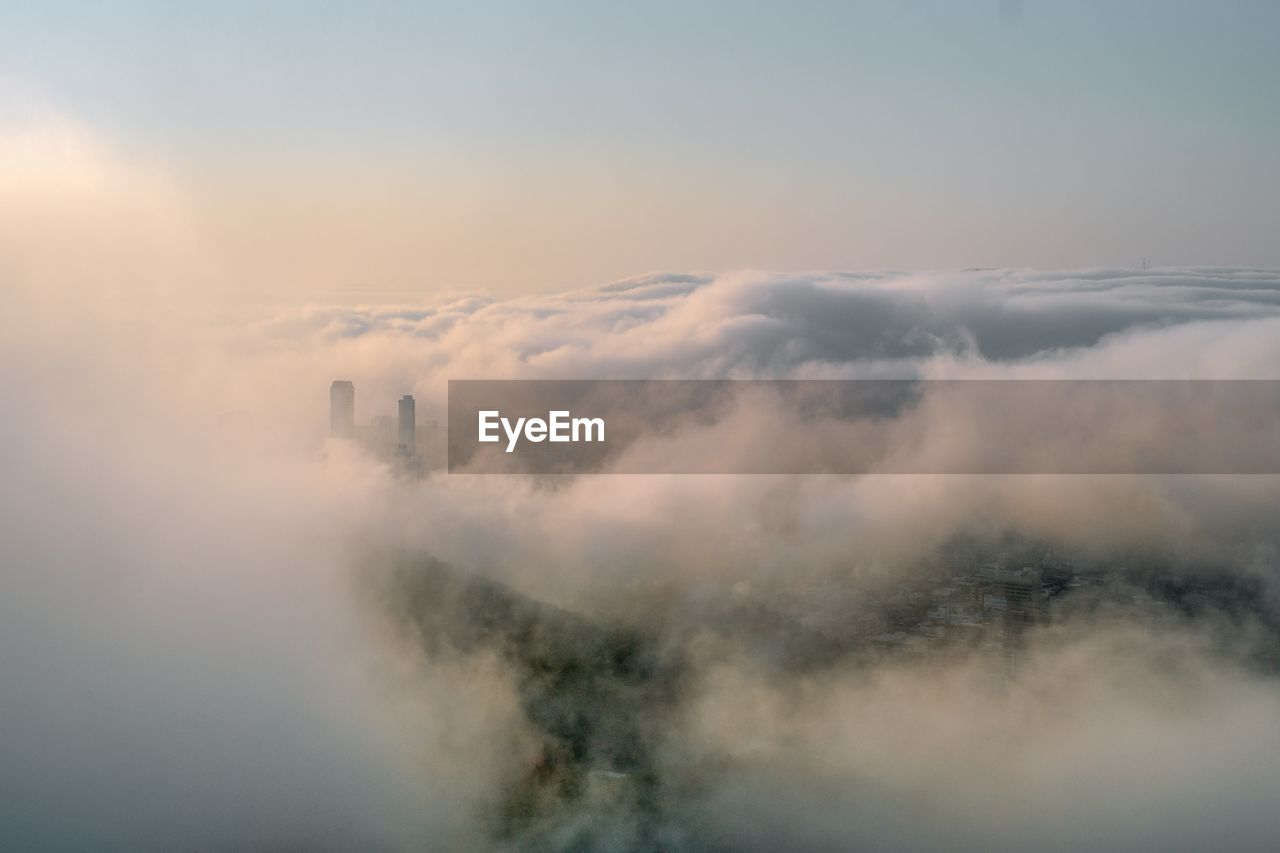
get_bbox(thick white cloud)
[252,268,1280,405]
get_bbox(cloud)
[250,267,1280,398]
[242,269,1280,850]
[4,109,1280,850]
[672,620,1280,852]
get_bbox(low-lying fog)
[4,115,1280,852]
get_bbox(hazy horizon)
[4,1,1280,297]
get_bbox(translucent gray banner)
[447,380,1280,474]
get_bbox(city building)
[398,394,416,455]
[330,380,355,438]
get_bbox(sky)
[2,0,1278,296]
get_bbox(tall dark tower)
[398,394,416,454]
[330,380,355,438]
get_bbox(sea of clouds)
[4,113,1280,851]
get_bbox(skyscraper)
[398,394,416,454]
[330,380,355,438]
